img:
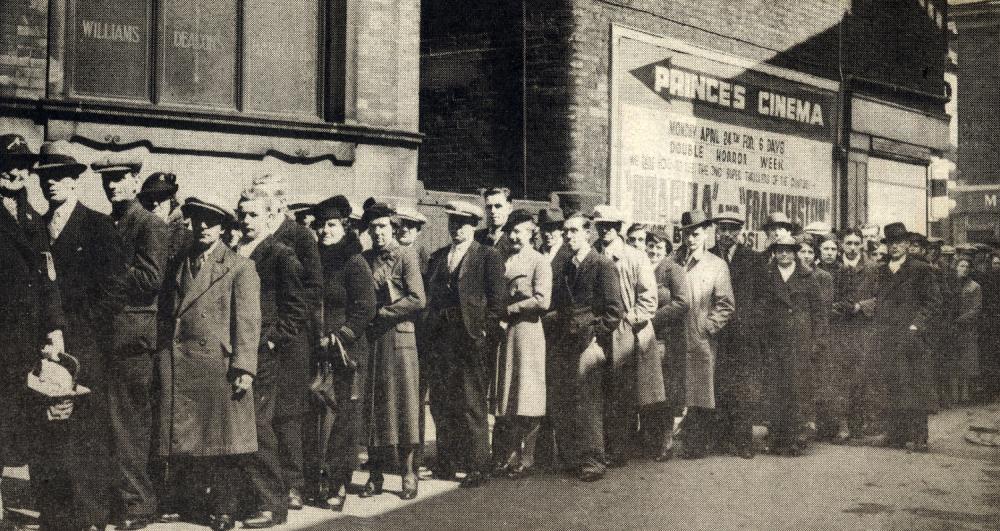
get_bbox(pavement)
[3,404,1000,530]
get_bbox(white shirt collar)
[888,255,906,274]
[843,254,861,269]
[778,262,796,282]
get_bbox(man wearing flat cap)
[749,235,827,456]
[94,154,169,529]
[708,205,764,459]
[858,222,941,452]
[157,196,261,530]
[32,140,128,530]
[0,134,67,519]
[425,200,505,488]
[676,210,734,459]
[590,205,657,468]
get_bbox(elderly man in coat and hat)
[158,197,261,531]
[590,205,657,468]
[92,154,169,530]
[857,222,942,452]
[676,210,734,459]
[425,201,505,488]
[32,141,127,531]
[0,134,66,522]
[709,205,764,459]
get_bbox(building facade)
[420,0,950,244]
[1,0,420,214]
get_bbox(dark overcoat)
[867,258,941,412]
[751,265,828,423]
[710,244,764,409]
[248,235,309,413]
[110,200,168,354]
[0,201,64,465]
[158,242,262,456]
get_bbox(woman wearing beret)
[305,196,376,510]
[361,204,426,500]
[491,209,551,478]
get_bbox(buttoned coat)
[247,235,309,415]
[550,249,623,354]
[710,244,765,408]
[867,258,942,412]
[158,243,262,456]
[110,200,168,354]
[0,200,64,465]
[598,238,659,406]
[680,249,735,408]
[651,258,689,411]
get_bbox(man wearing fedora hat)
[751,235,827,456]
[0,134,68,522]
[591,205,658,468]
[425,200,505,488]
[32,140,128,530]
[859,222,941,452]
[708,205,764,459]
[157,196,261,531]
[93,154,169,530]
[677,210,734,459]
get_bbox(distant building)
[420,0,951,244]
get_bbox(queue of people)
[1,136,998,530]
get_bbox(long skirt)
[493,317,546,417]
[365,325,421,447]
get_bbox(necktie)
[191,254,205,278]
[3,197,17,224]
[48,209,63,241]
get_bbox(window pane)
[243,0,319,116]
[71,0,150,100]
[161,0,236,107]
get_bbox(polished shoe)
[243,510,287,529]
[400,474,419,500]
[654,448,673,462]
[506,464,534,479]
[288,488,304,510]
[489,463,511,478]
[115,516,151,530]
[577,468,604,482]
[459,471,487,488]
[325,482,348,512]
[209,514,236,531]
[359,473,384,498]
[157,513,182,523]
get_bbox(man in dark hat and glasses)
[0,134,67,522]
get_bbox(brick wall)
[0,0,48,99]
[955,22,1000,185]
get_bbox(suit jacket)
[709,243,763,400]
[275,218,323,336]
[0,200,64,382]
[475,227,515,257]
[110,200,168,354]
[550,248,623,353]
[426,240,505,340]
[159,242,261,456]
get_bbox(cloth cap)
[591,204,626,224]
[444,200,484,221]
[180,196,236,225]
[396,206,428,226]
[137,172,179,201]
[91,154,142,175]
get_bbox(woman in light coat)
[491,209,551,478]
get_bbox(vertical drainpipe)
[837,4,852,229]
[521,0,528,199]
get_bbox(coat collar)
[176,242,231,316]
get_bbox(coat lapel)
[178,244,230,316]
[768,266,793,307]
[0,206,32,254]
[50,202,84,253]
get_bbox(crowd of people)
[1,135,998,531]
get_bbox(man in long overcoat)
[158,197,260,531]
[750,235,828,456]
[677,210,734,459]
[425,201,505,488]
[860,222,942,451]
[548,213,622,482]
[236,186,308,528]
[94,154,168,529]
[34,141,127,530]
[709,206,763,458]
[591,205,657,468]
[0,135,66,514]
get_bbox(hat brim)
[181,202,230,224]
[93,165,140,174]
[680,219,713,231]
[0,153,37,167]
[34,162,87,178]
[712,216,744,226]
[445,211,480,221]
[768,243,800,253]
[761,221,799,232]
[137,186,179,201]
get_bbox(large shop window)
[867,158,928,235]
[68,0,329,119]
